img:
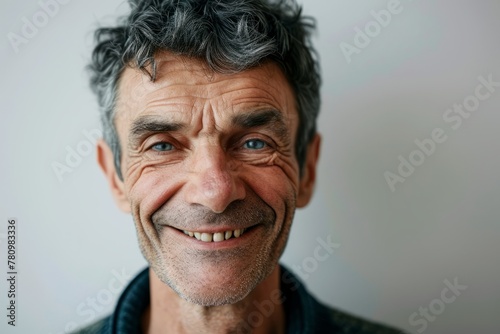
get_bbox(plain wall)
[1,0,499,333]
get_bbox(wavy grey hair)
[88,0,320,179]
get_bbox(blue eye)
[243,139,266,150]
[152,142,174,151]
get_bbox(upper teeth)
[183,228,246,242]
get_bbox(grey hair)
[88,0,320,179]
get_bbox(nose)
[183,144,246,213]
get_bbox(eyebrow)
[128,109,291,147]
[128,115,185,146]
[231,109,290,143]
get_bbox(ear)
[97,139,131,213]
[297,134,321,208]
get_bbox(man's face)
[98,52,319,306]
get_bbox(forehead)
[115,51,298,132]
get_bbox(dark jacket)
[73,266,403,334]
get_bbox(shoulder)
[71,316,111,334]
[279,265,405,333]
[71,268,150,334]
[317,300,405,334]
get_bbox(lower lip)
[168,225,261,250]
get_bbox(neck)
[142,266,285,334]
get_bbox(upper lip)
[169,225,257,234]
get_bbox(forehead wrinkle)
[207,99,221,137]
[118,58,297,141]
[230,95,285,111]
[151,61,287,99]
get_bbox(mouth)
[181,228,248,243]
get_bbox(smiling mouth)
[182,228,248,242]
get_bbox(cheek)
[126,162,185,219]
[243,165,298,214]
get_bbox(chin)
[176,285,252,307]
[154,257,274,307]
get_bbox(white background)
[1,0,499,333]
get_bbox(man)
[78,0,403,333]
